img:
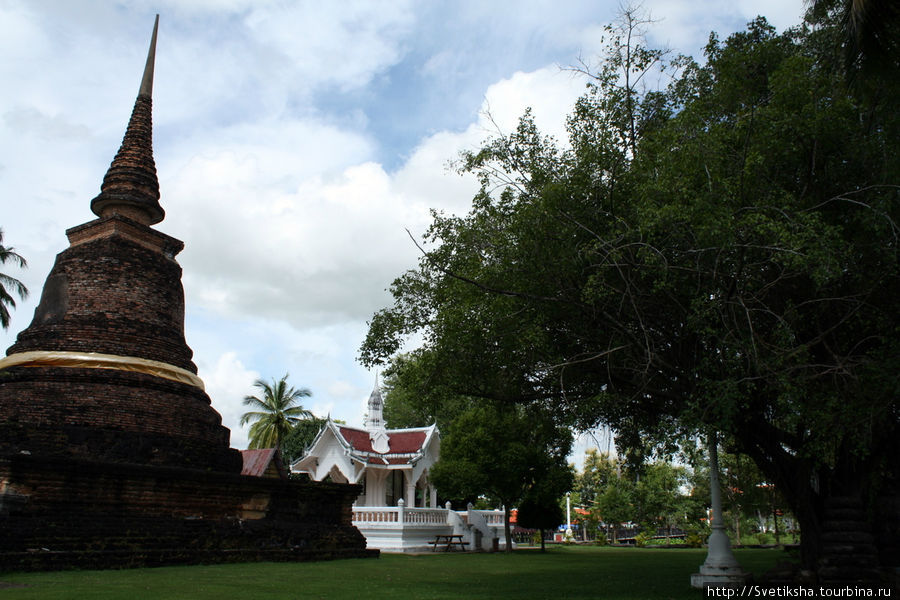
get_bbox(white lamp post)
[565,492,573,541]
[691,430,747,589]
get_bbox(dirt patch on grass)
[0,581,29,589]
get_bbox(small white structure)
[292,384,441,508]
[292,383,505,552]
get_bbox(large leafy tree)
[430,401,573,552]
[0,229,28,330]
[241,374,314,468]
[361,8,899,576]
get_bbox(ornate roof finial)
[366,377,390,454]
[90,14,164,226]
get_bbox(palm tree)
[241,374,314,459]
[810,0,900,79]
[0,228,29,330]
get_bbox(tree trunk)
[539,527,546,552]
[772,504,780,545]
[503,505,513,552]
[738,420,893,586]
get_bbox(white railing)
[351,502,508,553]
[353,508,399,523]
[471,509,505,527]
[403,507,449,524]
[352,500,448,526]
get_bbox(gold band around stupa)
[0,350,205,390]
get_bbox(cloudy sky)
[1,0,805,456]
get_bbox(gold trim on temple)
[0,350,205,390]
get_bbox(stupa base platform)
[0,454,377,572]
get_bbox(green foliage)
[684,527,706,548]
[0,228,28,330]
[431,402,573,505]
[517,490,566,552]
[381,351,471,429]
[430,401,573,551]
[240,374,314,456]
[280,417,327,464]
[574,449,620,506]
[361,6,899,569]
[594,475,633,535]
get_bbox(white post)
[691,431,747,589]
[397,497,406,524]
[405,471,416,507]
[565,492,573,541]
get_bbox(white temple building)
[291,384,506,552]
[292,385,440,508]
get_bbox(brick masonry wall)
[0,366,241,471]
[0,454,374,570]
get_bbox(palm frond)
[240,373,316,452]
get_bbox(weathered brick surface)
[8,219,195,371]
[90,95,164,225]
[0,455,375,571]
[0,366,241,471]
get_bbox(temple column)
[405,470,416,507]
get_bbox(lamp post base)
[691,564,749,589]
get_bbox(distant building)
[292,384,440,507]
[240,448,281,478]
[291,383,508,553]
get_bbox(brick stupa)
[0,17,373,570]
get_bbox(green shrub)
[684,527,705,548]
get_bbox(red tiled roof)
[240,448,276,477]
[338,426,427,456]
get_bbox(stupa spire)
[90,14,164,226]
[139,14,158,98]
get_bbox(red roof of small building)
[240,448,277,477]
[338,426,427,455]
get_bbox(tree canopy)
[361,7,899,572]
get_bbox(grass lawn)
[0,546,790,599]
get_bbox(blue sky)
[0,0,805,458]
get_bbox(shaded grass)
[0,546,788,599]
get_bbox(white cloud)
[199,351,260,450]
[478,66,586,143]
[242,1,415,92]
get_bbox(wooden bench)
[431,534,468,552]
